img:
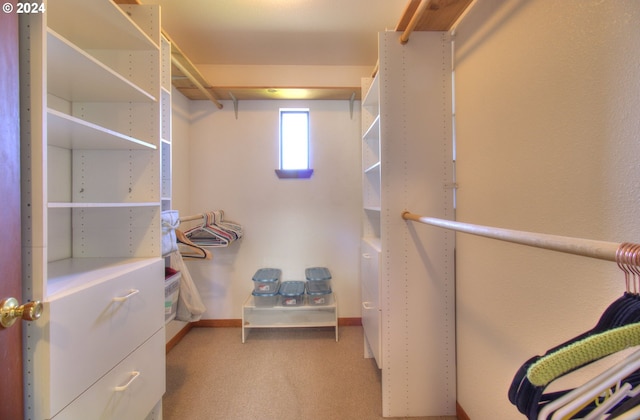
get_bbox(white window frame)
[276,108,313,179]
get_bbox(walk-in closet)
[4,0,640,419]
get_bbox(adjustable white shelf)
[48,109,156,150]
[46,0,158,51]
[241,294,338,343]
[47,30,156,103]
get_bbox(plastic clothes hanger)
[539,246,640,420]
[550,361,640,419]
[208,210,243,241]
[202,211,235,241]
[510,295,640,418]
[184,211,244,247]
[528,322,640,388]
[176,228,213,259]
[604,391,640,419]
[611,405,640,420]
[535,344,640,419]
[509,243,640,419]
[184,213,230,246]
[584,382,640,419]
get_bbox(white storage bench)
[241,292,338,343]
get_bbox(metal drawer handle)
[113,289,140,302]
[114,371,140,392]
[362,253,371,259]
[362,302,374,310]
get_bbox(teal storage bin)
[252,268,281,293]
[305,267,332,293]
[279,281,306,306]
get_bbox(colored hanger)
[509,243,640,419]
[176,228,212,259]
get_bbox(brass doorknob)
[0,297,43,328]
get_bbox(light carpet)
[163,326,455,420]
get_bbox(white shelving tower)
[160,34,172,213]
[361,73,383,368]
[20,1,166,418]
[360,31,456,417]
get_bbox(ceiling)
[119,0,473,102]
[138,0,407,66]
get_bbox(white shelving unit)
[241,294,338,343]
[360,31,456,417]
[20,1,165,418]
[160,34,172,213]
[158,33,190,343]
[360,73,383,370]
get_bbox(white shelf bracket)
[229,92,239,119]
[349,91,356,119]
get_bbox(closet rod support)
[349,91,356,119]
[171,55,223,109]
[229,92,239,119]
[402,211,622,263]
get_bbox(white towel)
[161,210,180,256]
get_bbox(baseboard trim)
[193,319,242,328]
[339,317,362,326]
[456,401,471,420]
[166,322,193,353]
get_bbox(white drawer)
[362,282,382,369]
[361,241,380,304]
[361,239,381,368]
[47,259,164,417]
[53,328,166,420]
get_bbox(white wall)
[454,1,640,418]
[174,98,362,319]
[170,86,191,215]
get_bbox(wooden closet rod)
[402,211,623,263]
[400,0,432,44]
[179,214,205,223]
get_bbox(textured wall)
[180,99,362,319]
[454,0,640,417]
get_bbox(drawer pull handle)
[113,289,140,302]
[362,302,374,310]
[115,371,140,392]
[362,253,371,259]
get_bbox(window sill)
[275,169,314,179]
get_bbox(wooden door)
[0,3,25,419]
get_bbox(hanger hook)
[630,244,640,295]
[617,243,633,293]
[622,243,640,295]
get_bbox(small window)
[276,108,313,179]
